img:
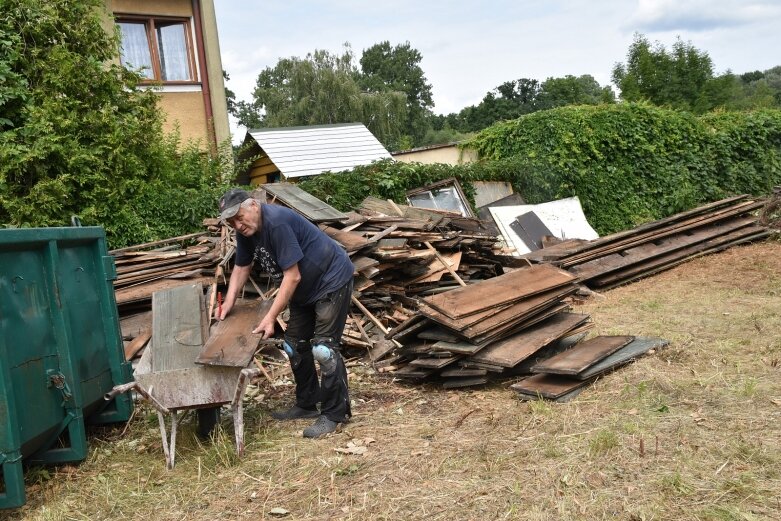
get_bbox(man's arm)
[219,263,252,320]
[252,263,301,338]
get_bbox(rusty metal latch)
[47,370,73,405]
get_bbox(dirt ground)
[7,241,781,521]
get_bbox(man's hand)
[218,300,233,321]
[252,314,276,339]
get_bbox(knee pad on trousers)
[281,340,302,369]
[312,344,336,375]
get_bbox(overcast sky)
[214,0,781,142]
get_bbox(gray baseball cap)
[218,188,251,221]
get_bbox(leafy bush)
[301,104,781,235]
[0,0,234,248]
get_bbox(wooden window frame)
[115,15,199,85]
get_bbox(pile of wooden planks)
[112,231,225,313]
[520,195,772,290]
[382,263,592,388]
[511,336,669,402]
[322,197,501,321]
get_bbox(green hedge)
[299,104,781,235]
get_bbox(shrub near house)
[0,0,233,249]
[300,104,781,235]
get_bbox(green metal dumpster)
[0,227,133,509]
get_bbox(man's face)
[227,201,260,236]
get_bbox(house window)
[116,17,196,82]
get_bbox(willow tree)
[236,46,407,149]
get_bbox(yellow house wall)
[158,92,209,145]
[200,0,230,145]
[111,0,192,17]
[104,0,230,149]
[393,146,478,165]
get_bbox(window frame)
[115,14,199,85]
[406,177,475,218]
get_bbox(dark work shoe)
[303,415,339,438]
[271,405,319,421]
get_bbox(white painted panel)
[489,197,599,257]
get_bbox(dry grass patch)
[7,242,781,520]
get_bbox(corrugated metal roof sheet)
[247,123,392,179]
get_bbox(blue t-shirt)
[234,204,353,306]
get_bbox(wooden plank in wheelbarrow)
[196,299,271,367]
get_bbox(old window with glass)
[406,178,475,218]
[116,17,196,82]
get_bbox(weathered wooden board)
[116,259,210,285]
[115,275,213,305]
[468,303,573,347]
[442,376,488,389]
[531,335,635,375]
[124,329,151,361]
[386,313,427,340]
[575,336,669,380]
[458,360,506,373]
[417,284,575,333]
[513,385,587,403]
[545,196,750,262]
[409,251,462,284]
[427,302,572,354]
[469,312,589,368]
[321,225,371,252]
[417,326,462,342]
[507,332,589,376]
[120,311,152,339]
[569,218,756,282]
[264,182,348,222]
[459,287,577,339]
[351,255,379,273]
[430,338,484,355]
[440,367,488,378]
[590,227,770,289]
[151,283,208,372]
[115,250,209,274]
[422,263,577,320]
[520,195,752,264]
[377,238,408,250]
[409,355,461,369]
[388,365,433,379]
[560,200,764,267]
[195,299,270,367]
[135,366,242,410]
[367,339,398,362]
[510,373,593,400]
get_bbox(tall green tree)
[437,75,614,134]
[739,66,781,107]
[236,45,407,149]
[359,41,434,145]
[612,33,714,111]
[536,75,615,110]
[0,0,232,246]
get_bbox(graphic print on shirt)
[254,246,282,280]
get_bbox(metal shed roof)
[246,123,392,179]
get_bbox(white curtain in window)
[118,22,153,78]
[157,23,190,81]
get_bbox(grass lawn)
[9,241,781,521]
